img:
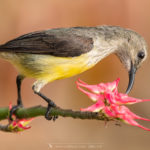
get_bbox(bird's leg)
[34,91,58,121]
[9,75,24,120]
[32,81,58,121]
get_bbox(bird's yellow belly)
[1,53,95,82]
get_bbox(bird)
[0,25,148,120]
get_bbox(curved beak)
[126,62,136,94]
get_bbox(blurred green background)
[0,0,150,150]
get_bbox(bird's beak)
[126,62,136,94]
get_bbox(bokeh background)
[0,0,150,150]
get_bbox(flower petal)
[76,79,104,94]
[99,78,120,93]
[77,84,103,102]
[111,105,150,130]
[115,93,150,104]
[104,106,116,117]
[123,116,150,131]
[81,100,105,112]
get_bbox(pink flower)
[76,78,150,131]
[8,103,34,132]
[9,118,34,132]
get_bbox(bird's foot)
[9,103,23,121]
[45,100,58,121]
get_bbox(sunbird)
[0,26,148,120]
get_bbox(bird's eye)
[138,51,145,59]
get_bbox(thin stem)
[0,105,112,132]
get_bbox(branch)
[0,105,112,132]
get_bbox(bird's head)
[115,29,148,94]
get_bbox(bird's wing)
[0,29,94,57]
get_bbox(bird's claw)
[45,103,58,121]
[9,104,23,121]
